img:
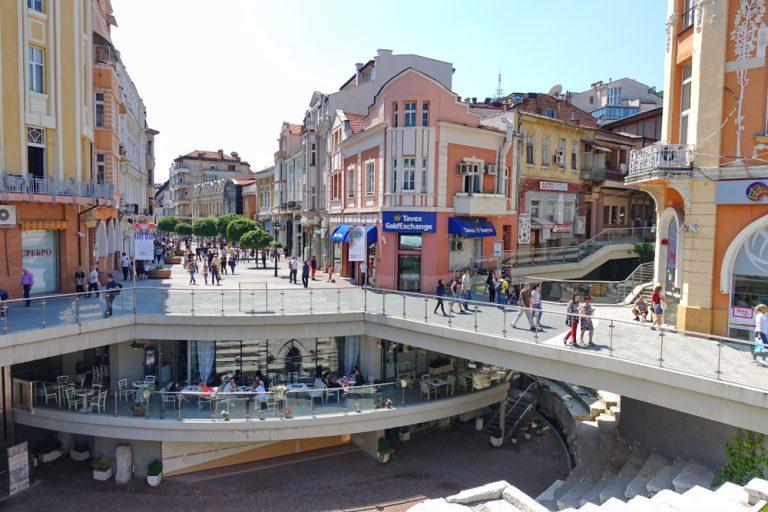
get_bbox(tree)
[227,218,258,244]
[175,223,193,236]
[215,213,244,238]
[192,217,218,238]
[239,228,273,252]
[157,217,179,234]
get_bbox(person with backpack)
[496,275,508,305]
[434,279,447,316]
[103,273,122,317]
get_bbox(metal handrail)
[504,381,538,419]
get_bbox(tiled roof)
[179,150,242,162]
[288,124,303,135]
[231,173,257,186]
[344,112,366,134]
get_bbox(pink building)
[326,69,517,293]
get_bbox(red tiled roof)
[179,150,242,162]
[344,112,366,134]
[231,173,257,186]
[288,124,303,135]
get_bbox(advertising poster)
[517,213,531,245]
[133,222,156,261]
[348,225,367,262]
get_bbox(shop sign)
[539,181,568,192]
[493,241,504,258]
[348,226,367,262]
[517,213,531,245]
[382,211,437,233]
[22,248,53,257]
[8,442,29,496]
[716,179,768,204]
[552,222,573,233]
[732,306,753,319]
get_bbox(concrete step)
[714,482,753,510]
[595,414,617,435]
[535,479,565,504]
[649,488,686,509]
[580,442,632,506]
[624,496,652,511]
[556,446,614,510]
[566,384,606,420]
[646,458,686,496]
[596,390,620,409]
[681,484,753,511]
[624,452,670,499]
[598,450,648,504]
[540,380,592,421]
[472,499,524,512]
[745,478,768,506]
[599,498,628,511]
[672,460,715,493]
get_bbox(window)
[391,158,398,193]
[564,200,574,221]
[27,0,43,12]
[310,143,316,166]
[545,200,556,221]
[682,0,694,28]
[365,161,375,195]
[392,102,399,128]
[399,234,422,251]
[404,102,417,127]
[96,153,105,184]
[571,140,578,170]
[541,136,549,167]
[607,87,622,105]
[530,200,541,218]
[525,134,535,165]
[546,108,554,118]
[95,92,105,128]
[556,138,566,168]
[402,157,416,191]
[680,62,692,145]
[461,163,482,194]
[421,158,428,192]
[28,45,44,94]
[422,102,430,126]
[27,127,45,178]
[589,96,595,105]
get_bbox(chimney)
[231,151,239,161]
[377,49,393,56]
[355,63,364,71]
[217,149,224,159]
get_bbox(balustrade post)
[381,291,386,314]
[658,330,665,367]
[424,297,428,323]
[402,294,406,319]
[281,290,285,314]
[132,287,137,314]
[609,320,615,357]
[337,289,341,313]
[75,294,80,324]
[220,290,225,316]
[309,290,313,314]
[363,287,368,313]
[503,308,507,337]
[716,341,723,380]
[114,390,118,416]
[190,291,195,316]
[178,394,182,420]
[41,299,46,328]
[474,306,478,332]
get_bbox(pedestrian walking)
[221,252,228,275]
[210,257,222,285]
[228,255,236,275]
[359,260,367,286]
[563,295,580,347]
[310,256,317,280]
[302,259,310,288]
[120,253,131,281]
[461,269,472,311]
[487,271,497,304]
[74,266,86,295]
[19,268,34,307]
[187,258,198,285]
[88,266,100,298]
[327,264,335,283]
[650,285,665,329]
[202,262,209,285]
[450,276,461,314]
[754,304,768,357]
[261,250,267,269]
[496,276,508,305]
[512,283,536,331]
[0,288,8,317]
[103,273,122,318]
[531,282,543,327]
[289,256,299,284]
[579,296,595,346]
[434,279,447,316]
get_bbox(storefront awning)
[330,224,351,243]
[21,220,67,230]
[363,225,377,244]
[448,217,496,238]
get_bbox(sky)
[110,0,667,183]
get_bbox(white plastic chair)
[118,379,135,402]
[446,375,456,396]
[64,388,83,411]
[42,382,58,405]
[89,391,107,413]
[57,375,69,385]
[161,392,177,411]
[311,379,327,406]
[144,375,156,385]
[420,381,435,400]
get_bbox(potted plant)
[148,267,172,279]
[489,427,504,448]
[146,459,162,487]
[399,427,411,442]
[39,439,63,463]
[271,384,287,401]
[377,438,394,464]
[282,406,294,419]
[521,423,533,440]
[428,356,454,376]
[70,442,90,462]
[510,435,518,445]
[132,404,146,417]
[221,410,231,421]
[92,456,112,481]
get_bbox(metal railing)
[0,286,765,393]
[627,142,693,181]
[0,172,114,200]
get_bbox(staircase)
[616,262,654,303]
[485,382,538,442]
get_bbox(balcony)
[453,193,507,215]
[0,172,114,201]
[580,167,606,182]
[626,142,693,183]
[93,44,119,68]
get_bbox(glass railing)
[2,287,765,393]
[19,377,503,423]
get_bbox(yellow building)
[0,0,116,296]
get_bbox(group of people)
[562,294,595,347]
[184,246,240,285]
[73,265,122,317]
[631,285,666,329]
[288,255,318,288]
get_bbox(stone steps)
[645,458,686,496]
[598,450,648,504]
[671,459,715,493]
[623,452,670,499]
[579,442,632,507]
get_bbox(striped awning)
[21,220,67,230]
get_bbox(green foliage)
[713,430,768,487]
[92,456,111,471]
[239,229,273,251]
[215,213,244,238]
[226,218,257,243]
[147,459,163,476]
[377,437,393,455]
[157,217,179,233]
[269,240,283,249]
[192,217,218,238]
[634,242,655,264]
[175,222,193,236]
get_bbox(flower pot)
[377,451,392,464]
[490,435,504,448]
[93,468,112,481]
[41,450,61,463]
[398,431,411,442]
[510,437,518,445]
[147,474,162,487]
[148,269,171,279]
[475,417,484,431]
[523,432,532,440]
[70,449,90,462]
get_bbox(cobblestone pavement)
[4,423,569,512]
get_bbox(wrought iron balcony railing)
[0,173,114,200]
[627,142,693,183]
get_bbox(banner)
[8,442,29,496]
[382,211,437,233]
[133,222,156,261]
[517,213,531,245]
[575,215,586,235]
[348,225,367,262]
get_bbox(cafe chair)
[42,382,58,405]
[89,391,108,413]
[118,379,136,402]
[420,380,436,401]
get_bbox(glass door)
[397,254,421,292]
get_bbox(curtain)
[113,219,122,255]
[344,336,360,377]
[106,220,115,254]
[197,341,215,384]
[96,220,108,258]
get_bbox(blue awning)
[330,224,351,243]
[364,226,378,244]
[448,217,496,238]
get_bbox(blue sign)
[382,211,437,233]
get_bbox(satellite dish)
[548,84,563,97]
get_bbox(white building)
[569,77,662,125]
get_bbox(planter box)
[41,450,61,463]
[93,468,112,481]
[70,449,90,462]
[490,436,504,448]
[147,474,162,487]
[475,417,484,431]
[398,431,411,442]
[164,256,182,265]
[148,269,171,279]
[174,249,186,256]
[428,363,454,376]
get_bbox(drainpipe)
[500,113,518,212]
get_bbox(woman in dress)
[651,285,664,329]
[563,295,580,347]
[579,295,595,347]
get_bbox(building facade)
[242,166,274,226]
[570,77,663,124]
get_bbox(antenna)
[495,68,504,101]
[548,84,563,97]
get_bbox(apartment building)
[242,167,274,226]
[570,77,663,124]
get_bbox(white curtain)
[196,341,215,384]
[106,220,115,254]
[344,336,360,377]
[96,220,108,258]
[113,219,122,255]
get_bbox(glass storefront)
[21,230,58,294]
[398,254,421,292]
[728,224,768,339]
[663,218,680,325]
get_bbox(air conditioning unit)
[485,164,497,175]
[0,205,17,226]
[554,154,564,166]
